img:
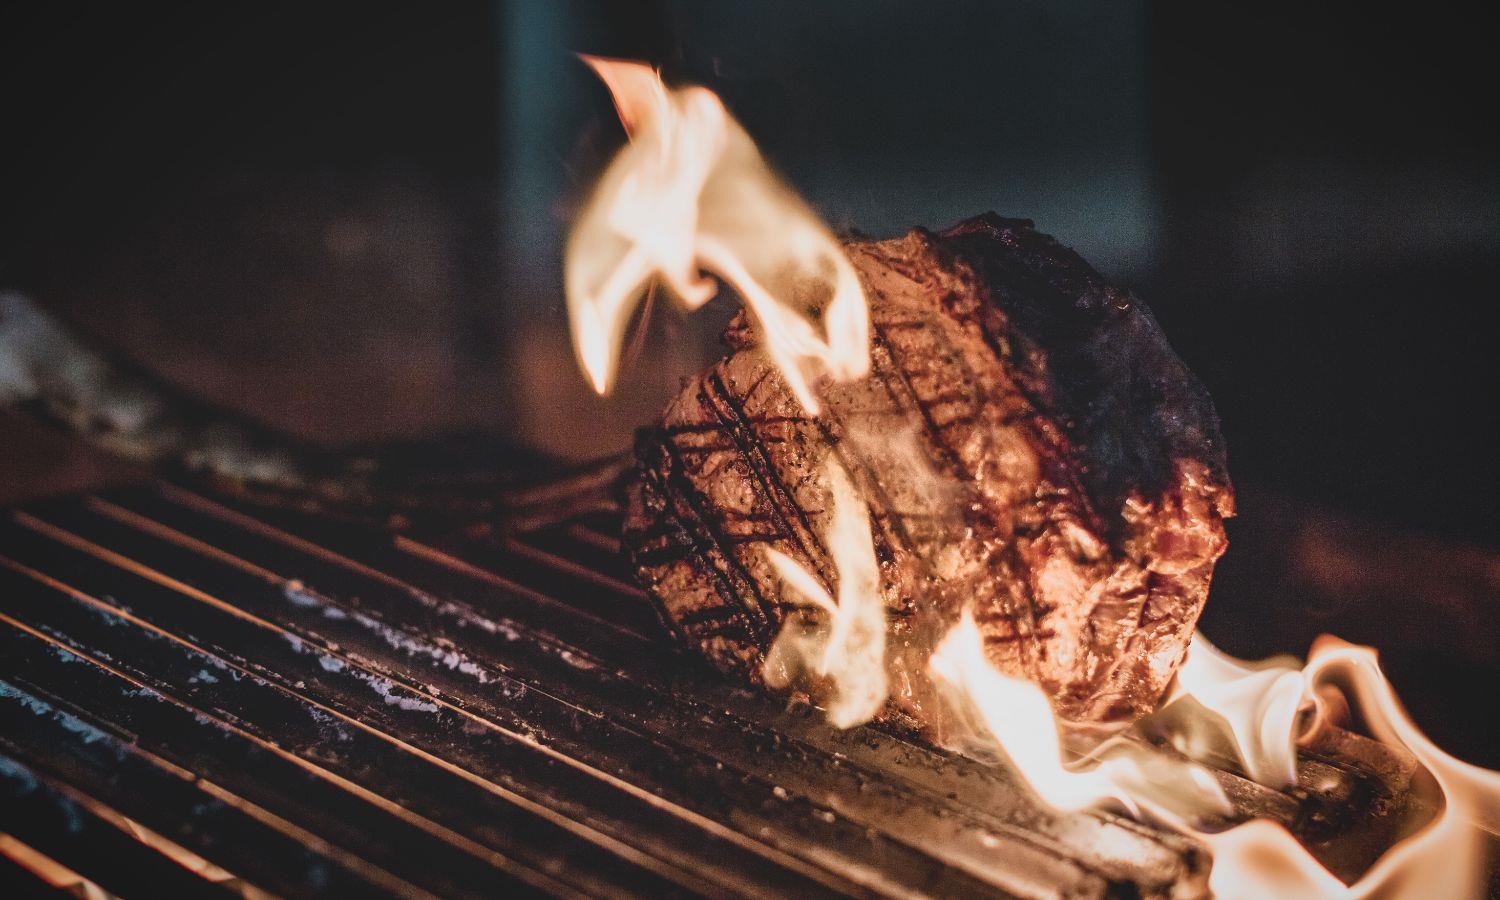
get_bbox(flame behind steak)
[624,214,1233,730]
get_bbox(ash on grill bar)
[3,15,1499,900]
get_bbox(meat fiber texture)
[624,214,1233,733]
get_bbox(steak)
[623,214,1233,731]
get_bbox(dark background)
[2,3,1496,762]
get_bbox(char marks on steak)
[624,214,1233,729]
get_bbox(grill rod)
[0,482,1416,898]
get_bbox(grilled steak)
[624,214,1233,730]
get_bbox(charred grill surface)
[0,484,1424,897]
[625,215,1234,728]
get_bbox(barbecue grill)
[0,480,1416,898]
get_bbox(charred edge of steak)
[937,214,1233,529]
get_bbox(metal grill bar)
[0,482,1412,898]
[0,746,239,900]
[0,527,827,898]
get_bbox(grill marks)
[642,431,772,646]
[0,485,1232,898]
[864,296,1052,686]
[699,370,824,627]
[703,371,824,580]
[629,367,833,659]
[625,217,1233,726]
[871,244,1104,687]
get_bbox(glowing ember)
[761,457,887,728]
[565,56,869,414]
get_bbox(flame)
[562,56,1499,898]
[1205,637,1500,899]
[929,609,1231,817]
[761,457,887,728]
[935,621,1500,896]
[1172,635,1309,789]
[1203,820,1353,899]
[929,609,1123,811]
[565,57,869,414]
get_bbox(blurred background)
[2,2,1496,761]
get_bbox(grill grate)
[0,482,1410,898]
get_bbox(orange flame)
[929,609,1230,818]
[761,457,887,728]
[1206,637,1500,898]
[936,624,1500,896]
[929,609,1126,811]
[1172,634,1309,789]
[563,55,1499,896]
[1203,820,1352,898]
[565,57,869,414]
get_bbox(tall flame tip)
[564,56,870,416]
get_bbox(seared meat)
[623,214,1232,730]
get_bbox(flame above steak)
[565,58,1500,898]
[565,56,869,413]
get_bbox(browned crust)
[624,214,1233,730]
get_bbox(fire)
[1187,637,1500,898]
[929,609,1230,817]
[928,608,1129,811]
[562,55,1499,899]
[1172,635,1309,789]
[761,457,887,728]
[1203,820,1352,898]
[564,56,869,414]
[937,622,1500,897]
[1196,639,1500,896]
